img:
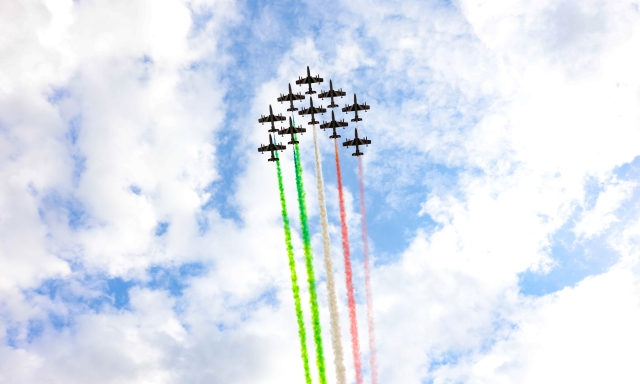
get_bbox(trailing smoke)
[358,156,378,384]
[334,139,363,384]
[293,143,328,384]
[311,124,347,384]
[275,157,313,384]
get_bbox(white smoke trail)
[312,123,347,384]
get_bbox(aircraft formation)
[258,67,378,384]
[257,66,372,161]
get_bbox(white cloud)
[1,0,640,383]
[574,178,636,238]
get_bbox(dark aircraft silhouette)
[319,110,348,139]
[258,105,286,132]
[341,94,370,122]
[278,117,307,145]
[298,97,326,125]
[318,80,346,108]
[258,134,287,162]
[343,128,371,156]
[277,83,305,112]
[295,66,323,95]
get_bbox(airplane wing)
[295,76,323,85]
[298,107,311,115]
[258,145,269,152]
[258,115,287,123]
[343,139,354,147]
[342,104,354,112]
[258,115,285,123]
[277,94,304,102]
[360,104,371,111]
[361,138,371,145]
[296,127,307,134]
[275,144,286,151]
[318,89,341,99]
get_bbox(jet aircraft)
[341,94,370,122]
[295,66,323,95]
[278,117,307,145]
[258,134,287,162]
[258,105,286,132]
[319,110,348,139]
[342,128,371,156]
[318,80,346,108]
[298,97,327,125]
[277,83,305,112]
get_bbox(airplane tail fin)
[330,134,341,139]
[305,90,316,95]
[328,103,339,108]
[352,150,363,157]
[268,157,279,162]
[287,107,298,111]
[351,117,363,122]
[288,140,299,145]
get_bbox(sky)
[1,0,640,383]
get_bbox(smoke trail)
[358,156,378,384]
[333,139,363,384]
[293,142,327,384]
[275,156,313,384]
[311,124,347,384]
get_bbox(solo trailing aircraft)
[295,66,323,95]
[298,97,327,125]
[258,105,286,132]
[343,128,371,156]
[258,134,287,162]
[279,117,307,145]
[277,83,306,112]
[318,80,346,108]
[320,110,348,139]
[342,93,370,122]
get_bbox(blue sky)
[1,0,640,383]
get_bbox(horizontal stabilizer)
[328,103,339,108]
[287,107,298,111]
[330,134,341,139]
[351,117,363,122]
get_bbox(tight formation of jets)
[258,66,372,162]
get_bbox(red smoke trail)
[334,139,363,384]
[358,156,378,384]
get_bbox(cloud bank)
[1,0,639,383]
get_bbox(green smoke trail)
[275,149,312,384]
[293,138,327,384]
